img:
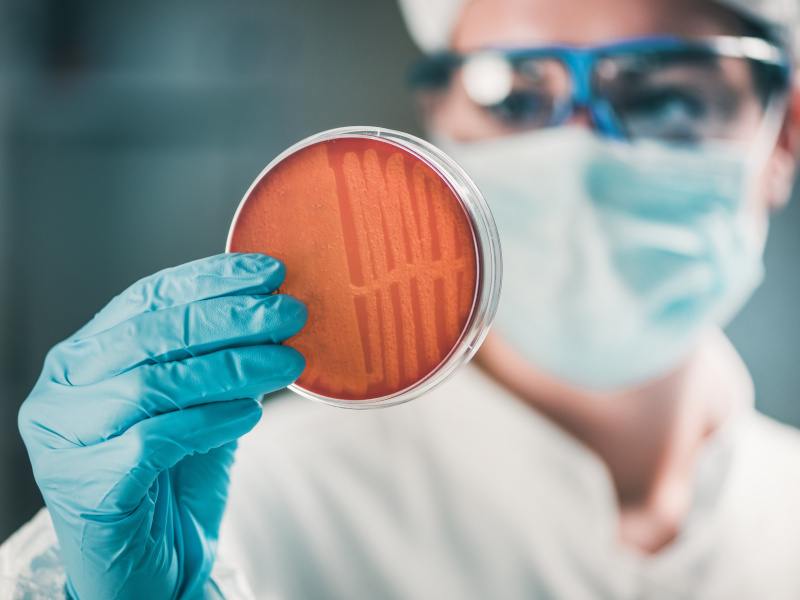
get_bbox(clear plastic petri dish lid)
[227,126,502,409]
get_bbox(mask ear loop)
[734,90,792,253]
[746,91,792,167]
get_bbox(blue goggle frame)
[409,35,793,140]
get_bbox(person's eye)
[486,90,553,126]
[621,87,706,124]
[614,87,709,142]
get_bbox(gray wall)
[1,0,798,541]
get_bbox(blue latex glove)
[18,253,307,599]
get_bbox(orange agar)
[229,137,478,400]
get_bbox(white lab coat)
[3,332,800,599]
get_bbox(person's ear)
[767,75,800,211]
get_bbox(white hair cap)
[397,0,800,59]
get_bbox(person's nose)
[564,106,593,129]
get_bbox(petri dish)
[227,126,501,408]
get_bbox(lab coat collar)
[605,328,755,569]
[463,327,756,563]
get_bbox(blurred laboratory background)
[0,0,798,541]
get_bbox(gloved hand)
[17,253,307,600]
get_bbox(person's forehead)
[452,0,744,51]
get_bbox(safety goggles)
[409,36,792,144]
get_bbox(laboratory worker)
[4,0,800,598]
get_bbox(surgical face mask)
[435,126,768,391]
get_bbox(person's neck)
[474,331,734,554]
